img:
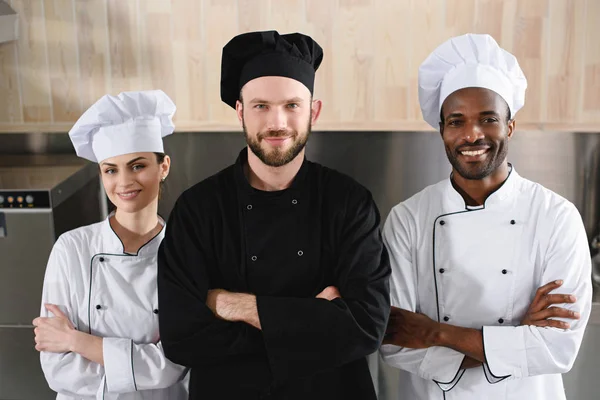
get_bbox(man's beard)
[243,115,312,167]
[446,137,508,180]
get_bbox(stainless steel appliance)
[0,131,598,399]
[0,154,103,400]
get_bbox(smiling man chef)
[380,33,592,399]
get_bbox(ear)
[161,155,171,177]
[236,100,244,128]
[439,122,444,137]
[311,99,323,125]
[507,119,516,140]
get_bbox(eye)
[447,120,462,127]
[132,164,145,171]
[483,117,498,123]
[254,104,267,110]
[104,168,116,175]
[286,103,299,109]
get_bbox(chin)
[110,197,153,214]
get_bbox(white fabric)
[69,90,176,163]
[39,215,188,400]
[418,33,527,130]
[381,169,592,399]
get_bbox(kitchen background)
[0,0,598,399]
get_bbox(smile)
[117,190,141,200]
[460,149,487,156]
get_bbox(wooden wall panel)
[0,0,597,133]
[11,0,52,123]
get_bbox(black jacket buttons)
[99,257,105,262]
[439,220,445,226]
[96,305,102,310]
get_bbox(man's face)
[236,76,321,167]
[439,87,515,180]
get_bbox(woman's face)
[99,152,170,213]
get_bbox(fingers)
[531,280,563,309]
[538,294,577,310]
[529,318,571,329]
[531,306,580,322]
[316,286,341,301]
[45,304,67,319]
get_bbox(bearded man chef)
[380,33,592,400]
[157,31,390,400]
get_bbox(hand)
[32,304,76,353]
[520,280,580,329]
[383,307,440,349]
[316,286,341,301]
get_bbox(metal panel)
[0,211,53,325]
[0,131,599,399]
[0,327,55,400]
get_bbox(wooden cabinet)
[0,0,598,133]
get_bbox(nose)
[266,108,287,132]
[462,122,485,143]
[116,171,134,188]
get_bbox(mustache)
[456,140,493,152]
[258,129,297,139]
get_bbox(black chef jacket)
[158,148,390,400]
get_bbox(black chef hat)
[220,30,324,109]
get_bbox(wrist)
[68,329,82,353]
[435,323,455,347]
[229,293,255,322]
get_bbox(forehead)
[241,76,311,101]
[100,152,154,165]
[441,87,507,116]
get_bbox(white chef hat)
[418,33,527,130]
[68,90,176,163]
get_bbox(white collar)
[99,211,165,257]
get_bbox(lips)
[117,190,141,200]
[457,146,491,159]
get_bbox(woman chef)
[32,90,188,399]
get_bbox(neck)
[451,162,510,206]
[245,147,304,191]
[110,201,161,253]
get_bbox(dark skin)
[384,88,580,369]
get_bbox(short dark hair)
[440,103,511,125]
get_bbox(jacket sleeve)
[256,188,391,383]
[157,192,268,369]
[102,338,188,393]
[39,236,103,397]
[482,202,593,381]
[379,204,466,392]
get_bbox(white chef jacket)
[380,168,592,400]
[39,214,188,400]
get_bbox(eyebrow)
[101,156,147,167]
[248,97,305,104]
[445,110,500,119]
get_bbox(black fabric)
[220,31,324,108]
[157,148,390,399]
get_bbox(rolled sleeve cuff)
[103,337,138,393]
[421,346,466,391]
[482,326,526,381]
